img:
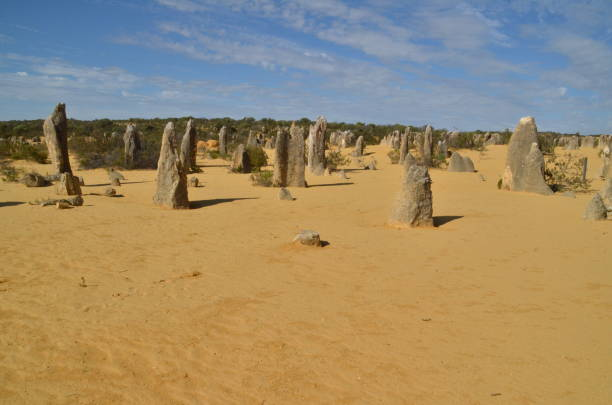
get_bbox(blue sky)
[0,0,611,133]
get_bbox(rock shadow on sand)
[190,197,258,209]
[308,182,354,188]
[433,215,463,227]
[83,181,151,187]
[0,201,24,207]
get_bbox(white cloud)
[16,71,28,77]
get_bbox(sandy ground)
[0,144,611,405]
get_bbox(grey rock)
[399,131,409,164]
[598,178,612,209]
[104,187,117,197]
[352,135,364,157]
[335,169,348,179]
[422,125,433,167]
[390,165,434,227]
[188,177,199,187]
[307,116,327,175]
[218,126,228,155]
[111,177,121,186]
[287,122,307,187]
[43,103,72,175]
[56,172,82,196]
[153,122,189,209]
[123,123,141,167]
[501,117,552,195]
[447,152,476,172]
[273,128,289,187]
[403,152,417,171]
[179,119,198,173]
[278,188,293,201]
[108,168,125,181]
[293,230,322,246]
[565,136,579,150]
[231,144,251,173]
[583,194,607,220]
[56,201,71,209]
[20,173,48,187]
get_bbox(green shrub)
[250,170,273,186]
[246,146,268,171]
[0,142,48,164]
[327,150,350,169]
[0,160,22,182]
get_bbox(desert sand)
[0,144,610,404]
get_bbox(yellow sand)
[0,145,610,404]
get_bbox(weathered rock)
[287,122,306,187]
[447,152,475,172]
[523,143,554,195]
[179,119,198,173]
[111,177,121,186]
[231,144,251,173]
[273,129,289,187]
[422,125,433,167]
[352,135,364,157]
[501,117,552,195]
[188,177,199,187]
[307,116,327,175]
[153,122,189,209]
[279,188,293,201]
[293,230,322,246]
[56,173,82,196]
[104,187,117,197]
[335,169,348,179]
[581,136,595,148]
[390,165,433,227]
[367,160,377,170]
[579,157,588,182]
[77,176,85,186]
[218,126,228,155]
[403,152,417,170]
[246,130,257,148]
[264,139,273,149]
[598,178,612,209]
[56,201,71,209]
[600,145,611,179]
[20,173,48,187]
[123,123,141,167]
[565,136,579,150]
[108,168,125,182]
[399,132,409,164]
[43,103,72,175]
[583,194,607,220]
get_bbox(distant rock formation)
[218,126,228,155]
[307,116,327,175]
[123,123,141,167]
[179,119,198,173]
[447,151,475,172]
[273,129,289,187]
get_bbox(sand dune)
[1,145,610,404]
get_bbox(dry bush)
[544,153,591,192]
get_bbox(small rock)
[279,188,293,201]
[104,187,117,197]
[293,230,321,246]
[20,173,48,187]
[111,177,121,186]
[56,201,70,209]
[188,177,199,187]
[584,194,607,220]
